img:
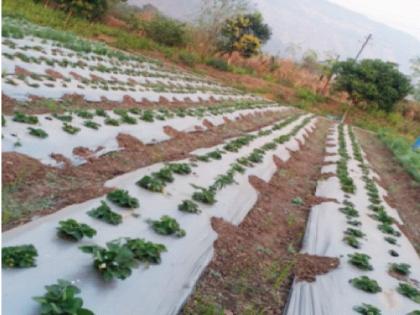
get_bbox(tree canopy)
[219,12,271,58]
[332,59,412,112]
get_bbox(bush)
[144,15,187,47]
[206,58,230,71]
[178,51,199,67]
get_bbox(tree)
[332,59,412,112]
[144,15,187,47]
[219,12,271,58]
[410,56,420,101]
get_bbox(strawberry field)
[2,17,420,315]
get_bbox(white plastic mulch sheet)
[285,124,420,315]
[2,115,317,315]
[2,36,256,103]
[2,105,284,166]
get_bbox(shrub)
[178,51,198,67]
[348,253,373,271]
[107,189,139,208]
[178,200,201,214]
[150,215,186,237]
[397,283,420,303]
[80,240,137,281]
[390,263,411,276]
[353,304,381,315]
[13,112,38,124]
[87,201,122,225]
[57,219,96,241]
[125,238,166,264]
[206,58,229,71]
[144,15,187,47]
[2,244,38,268]
[350,276,382,293]
[33,279,93,315]
[28,127,48,138]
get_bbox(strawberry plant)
[369,204,385,213]
[125,238,166,264]
[178,199,201,214]
[345,228,365,238]
[168,163,192,175]
[83,120,101,130]
[237,157,253,167]
[407,311,420,315]
[76,110,94,119]
[13,112,39,124]
[80,240,137,281]
[230,163,246,174]
[150,215,186,237]
[343,235,361,249]
[152,167,174,183]
[371,210,393,224]
[53,113,73,122]
[350,276,382,293]
[248,150,264,163]
[390,263,411,276]
[347,219,362,226]
[192,186,217,205]
[384,236,397,245]
[2,244,38,268]
[107,189,139,208]
[140,110,154,122]
[57,219,96,241]
[397,283,420,303]
[348,253,373,271]
[207,150,223,160]
[63,123,81,135]
[120,114,137,124]
[353,303,381,315]
[33,279,93,315]
[136,176,164,192]
[378,223,401,237]
[28,127,48,138]
[389,249,399,257]
[104,117,120,126]
[87,201,122,225]
[210,172,237,190]
[95,109,107,117]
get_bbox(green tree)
[332,59,412,112]
[144,15,187,47]
[410,56,420,101]
[219,12,271,58]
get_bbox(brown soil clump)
[294,253,339,282]
[182,118,332,315]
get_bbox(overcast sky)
[328,0,420,41]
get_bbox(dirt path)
[2,109,296,230]
[355,128,420,254]
[181,118,336,315]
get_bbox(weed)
[33,279,93,315]
[150,215,186,237]
[57,219,96,241]
[2,244,38,268]
[87,201,122,225]
[107,189,139,208]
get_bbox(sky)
[327,0,420,41]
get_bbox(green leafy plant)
[378,223,401,237]
[87,201,122,225]
[343,235,361,249]
[83,120,101,130]
[76,110,94,119]
[152,167,174,183]
[33,279,93,315]
[80,240,137,281]
[291,197,304,206]
[350,276,382,293]
[371,210,393,224]
[57,219,96,241]
[178,199,201,214]
[192,186,217,205]
[125,238,166,264]
[13,111,39,124]
[210,172,237,190]
[120,114,137,124]
[397,283,420,303]
[384,236,397,245]
[2,244,38,268]
[168,163,192,175]
[150,215,186,237]
[345,227,365,238]
[53,113,73,122]
[104,117,120,126]
[407,311,420,315]
[63,123,81,135]
[140,110,154,122]
[348,253,373,271]
[390,263,411,276]
[95,108,107,117]
[353,303,381,315]
[136,176,164,193]
[340,205,359,218]
[107,189,139,208]
[28,127,48,138]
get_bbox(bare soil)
[2,109,296,230]
[355,128,420,254]
[181,118,337,315]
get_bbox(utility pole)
[355,33,372,61]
